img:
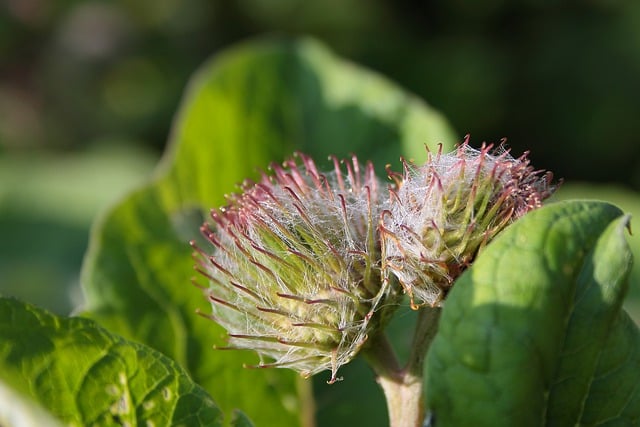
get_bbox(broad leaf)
[0,297,222,426]
[80,37,457,426]
[426,200,640,426]
[552,183,640,324]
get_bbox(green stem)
[296,375,316,427]
[364,306,441,427]
[407,306,442,378]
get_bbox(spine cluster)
[192,138,557,380]
[380,139,556,307]
[192,153,396,383]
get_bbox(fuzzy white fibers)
[195,153,397,383]
[381,140,556,307]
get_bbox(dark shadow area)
[0,213,87,314]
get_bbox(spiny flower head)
[192,153,397,383]
[380,137,557,308]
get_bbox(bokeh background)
[1,1,639,316]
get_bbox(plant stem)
[407,306,442,379]
[364,306,441,427]
[296,375,316,427]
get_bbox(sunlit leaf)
[80,37,457,426]
[0,297,222,427]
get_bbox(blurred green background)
[1,1,639,318]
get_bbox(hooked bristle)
[192,153,400,382]
[380,137,558,307]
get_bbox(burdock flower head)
[380,137,557,308]
[192,153,397,383]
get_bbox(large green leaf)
[552,183,640,324]
[426,200,640,426]
[80,37,457,426]
[0,297,222,426]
